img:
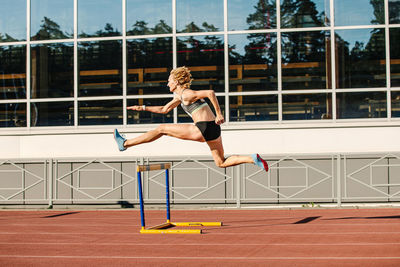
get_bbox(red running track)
[0,208,400,266]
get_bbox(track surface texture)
[0,208,400,266]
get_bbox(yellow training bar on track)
[172,222,222,227]
[139,221,222,234]
[140,229,201,234]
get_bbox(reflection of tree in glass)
[279,1,327,64]
[281,0,327,28]
[0,33,18,42]
[177,35,224,66]
[281,31,327,64]
[370,0,385,24]
[79,41,121,71]
[80,23,121,38]
[31,17,71,40]
[128,37,172,67]
[389,0,400,23]
[228,0,277,65]
[335,0,386,88]
[246,0,276,30]
[127,20,172,35]
[180,22,219,33]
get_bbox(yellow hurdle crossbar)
[136,163,222,234]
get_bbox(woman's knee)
[156,124,168,135]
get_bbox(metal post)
[48,159,53,208]
[337,154,341,207]
[165,168,171,222]
[236,165,241,208]
[137,170,145,229]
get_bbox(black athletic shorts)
[195,121,221,141]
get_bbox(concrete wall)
[0,124,399,159]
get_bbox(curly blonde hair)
[170,66,193,89]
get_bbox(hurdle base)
[140,221,222,234]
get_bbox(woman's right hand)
[127,105,144,111]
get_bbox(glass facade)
[0,0,399,129]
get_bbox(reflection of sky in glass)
[127,0,172,32]
[229,35,247,56]
[0,0,26,40]
[177,0,223,32]
[336,29,374,51]
[31,0,73,38]
[78,0,121,36]
[335,0,382,26]
[229,33,275,57]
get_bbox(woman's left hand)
[215,114,225,125]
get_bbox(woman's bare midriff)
[190,105,216,123]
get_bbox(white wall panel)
[1,126,399,159]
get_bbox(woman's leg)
[207,137,254,168]
[124,124,205,148]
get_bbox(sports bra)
[178,89,208,117]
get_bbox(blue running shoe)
[114,129,127,151]
[252,153,268,172]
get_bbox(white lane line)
[1,232,400,235]
[5,223,400,227]
[1,242,399,246]
[0,255,399,260]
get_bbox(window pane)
[0,45,26,100]
[31,0,73,40]
[78,40,122,97]
[389,0,400,24]
[31,102,73,127]
[228,0,276,31]
[230,95,277,121]
[0,0,26,42]
[334,0,384,26]
[283,93,331,120]
[335,29,386,89]
[178,96,225,123]
[229,33,277,92]
[177,0,223,33]
[79,100,122,125]
[127,0,172,35]
[31,43,74,98]
[177,35,224,92]
[281,0,330,28]
[337,92,387,119]
[0,103,26,127]
[392,91,400,117]
[282,31,331,90]
[127,98,173,124]
[127,38,172,95]
[390,28,400,87]
[78,0,122,38]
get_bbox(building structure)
[0,0,399,159]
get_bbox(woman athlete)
[114,66,268,171]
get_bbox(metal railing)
[0,153,399,207]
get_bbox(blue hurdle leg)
[165,168,171,222]
[137,170,145,229]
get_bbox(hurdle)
[136,163,222,234]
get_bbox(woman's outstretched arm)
[127,97,181,114]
